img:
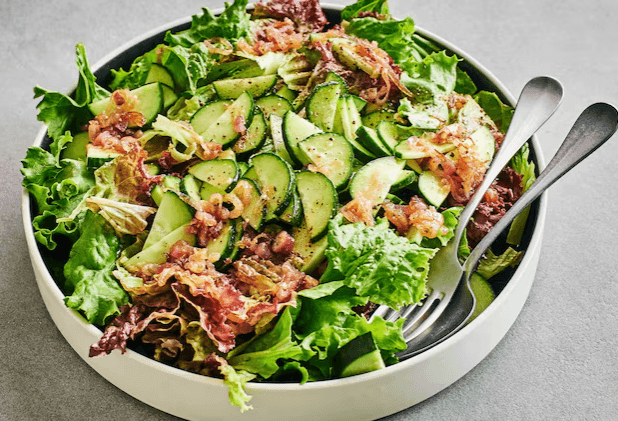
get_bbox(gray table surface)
[2,0,617,420]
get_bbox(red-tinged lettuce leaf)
[321,217,435,309]
[341,0,390,21]
[34,43,109,141]
[227,307,310,379]
[63,211,129,325]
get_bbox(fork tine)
[402,290,450,343]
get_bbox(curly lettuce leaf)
[321,216,435,309]
[227,308,310,379]
[341,0,390,21]
[63,211,129,325]
[21,133,95,249]
[164,0,251,48]
[34,43,109,141]
[420,207,463,249]
[294,284,406,379]
[400,50,460,103]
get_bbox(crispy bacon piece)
[383,196,448,238]
[238,18,304,55]
[89,89,145,154]
[340,195,375,226]
[186,193,244,247]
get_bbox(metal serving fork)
[370,76,563,341]
[394,102,618,359]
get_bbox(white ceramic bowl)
[22,4,546,420]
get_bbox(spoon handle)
[464,102,618,274]
[451,76,563,260]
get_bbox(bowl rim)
[21,1,547,394]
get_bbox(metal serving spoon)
[397,101,618,360]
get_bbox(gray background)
[2,0,617,420]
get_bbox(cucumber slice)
[324,71,348,91]
[306,82,342,132]
[142,190,194,250]
[86,144,120,170]
[282,110,322,166]
[469,126,496,167]
[275,85,297,102]
[278,187,303,227]
[336,96,375,162]
[296,171,338,241]
[188,159,239,191]
[124,223,196,271]
[468,273,496,322]
[199,181,226,201]
[349,95,367,114]
[349,156,406,206]
[255,94,293,119]
[230,178,267,231]
[232,107,267,159]
[88,83,163,126]
[213,74,277,99]
[206,218,241,264]
[394,137,456,160]
[361,110,399,129]
[270,114,295,165]
[200,92,255,148]
[292,223,328,274]
[390,169,417,192]
[250,152,296,219]
[298,132,354,189]
[355,126,390,157]
[179,174,202,201]
[61,131,90,161]
[418,170,450,207]
[145,63,174,88]
[160,84,179,110]
[190,100,231,135]
[334,332,385,378]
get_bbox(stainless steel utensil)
[397,101,618,359]
[371,76,564,340]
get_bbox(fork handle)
[450,77,563,261]
[464,102,618,274]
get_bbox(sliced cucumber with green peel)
[232,107,267,159]
[190,100,231,135]
[145,63,175,88]
[361,110,399,130]
[193,92,254,148]
[255,94,293,119]
[394,137,456,160]
[250,152,296,219]
[469,126,496,167]
[418,170,450,207]
[275,85,297,102]
[62,132,90,161]
[333,332,385,378]
[468,273,496,322]
[142,190,194,250]
[160,84,179,110]
[179,174,202,201]
[282,110,322,166]
[292,223,328,274]
[189,158,239,191]
[298,132,354,189]
[296,170,337,241]
[355,126,390,157]
[390,169,417,192]
[349,156,406,206]
[86,145,120,170]
[124,223,195,271]
[230,178,267,231]
[306,82,342,132]
[206,218,241,264]
[199,181,226,201]
[88,83,163,126]
[270,114,295,165]
[278,187,303,227]
[213,74,277,99]
[335,96,375,162]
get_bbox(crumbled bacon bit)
[238,18,305,56]
[271,230,295,255]
[340,195,375,226]
[383,196,448,238]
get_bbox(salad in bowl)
[22,0,537,413]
